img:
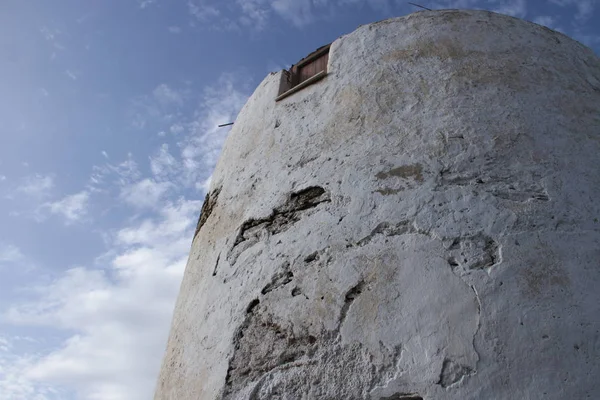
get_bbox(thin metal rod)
[218,122,234,127]
[408,2,432,10]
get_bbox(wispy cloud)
[432,0,529,18]
[40,27,58,42]
[6,198,200,400]
[138,0,157,9]
[40,26,66,51]
[0,244,24,264]
[549,0,596,22]
[1,68,252,398]
[43,191,90,224]
[183,0,412,28]
[184,0,590,30]
[168,26,182,33]
[237,0,271,29]
[187,0,311,28]
[150,144,179,181]
[0,337,61,400]
[573,0,594,22]
[130,74,248,191]
[88,153,141,193]
[129,84,186,129]
[65,70,78,81]
[531,15,560,30]
[179,73,249,188]
[492,0,527,18]
[15,174,54,199]
[169,123,185,135]
[270,0,318,26]
[152,84,184,106]
[188,0,221,21]
[120,179,173,209]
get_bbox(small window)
[276,44,330,101]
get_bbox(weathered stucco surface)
[155,10,600,400]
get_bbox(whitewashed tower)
[155,10,600,400]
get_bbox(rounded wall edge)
[156,9,600,400]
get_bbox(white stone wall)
[155,10,600,400]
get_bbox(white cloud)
[237,0,271,29]
[188,0,221,21]
[0,347,57,400]
[96,72,246,210]
[88,153,140,193]
[129,85,187,129]
[40,26,66,51]
[2,70,249,399]
[198,174,213,193]
[138,0,156,9]
[150,144,179,180]
[44,191,90,224]
[152,84,183,106]
[6,199,200,400]
[532,15,556,27]
[0,337,9,352]
[271,0,317,25]
[15,174,54,198]
[208,0,595,30]
[0,244,24,264]
[574,0,594,21]
[186,0,312,28]
[120,179,172,209]
[65,70,78,81]
[130,112,148,130]
[169,123,185,134]
[115,200,201,249]
[184,0,424,28]
[179,73,248,187]
[491,0,527,18]
[40,27,57,42]
[549,0,595,22]
[0,175,6,181]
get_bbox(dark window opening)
[276,44,330,101]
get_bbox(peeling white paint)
[155,9,600,400]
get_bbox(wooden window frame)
[276,44,330,101]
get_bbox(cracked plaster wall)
[155,9,600,400]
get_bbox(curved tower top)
[156,9,600,400]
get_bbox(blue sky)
[0,1,598,399]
